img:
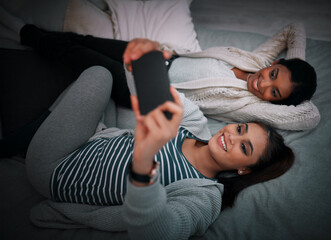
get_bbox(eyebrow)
[245,124,254,155]
[275,68,279,79]
[275,68,282,98]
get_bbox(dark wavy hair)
[271,58,317,106]
[218,122,294,210]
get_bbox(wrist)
[131,159,154,175]
[129,161,160,186]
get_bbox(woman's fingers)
[132,86,183,147]
[134,87,183,128]
[158,101,183,128]
[123,38,162,72]
[130,94,142,119]
[130,40,160,58]
[162,50,173,60]
[150,91,183,137]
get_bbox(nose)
[259,78,272,94]
[228,134,239,145]
[260,78,272,88]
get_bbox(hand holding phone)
[132,51,173,119]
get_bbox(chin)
[246,80,253,91]
[247,85,255,95]
[247,85,261,99]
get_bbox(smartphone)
[132,51,173,119]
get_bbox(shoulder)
[166,178,223,194]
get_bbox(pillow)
[64,0,115,38]
[106,0,201,54]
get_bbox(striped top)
[50,127,215,206]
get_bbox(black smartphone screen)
[132,51,173,119]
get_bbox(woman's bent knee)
[25,66,114,199]
[84,66,113,92]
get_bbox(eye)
[241,143,247,155]
[270,69,275,79]
[272,89,277,98]
[237,125,242,134]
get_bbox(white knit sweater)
[172,23,320,131]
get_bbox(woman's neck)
[231,67,250,81]
[182,138,219,178]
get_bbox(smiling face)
[246,63,293,101]
[208,123,268,173]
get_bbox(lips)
[218,133,227,152]
[252,78,259,92]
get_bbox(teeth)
[254,79,259,91]
[221,135,227,151]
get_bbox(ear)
[237,168,252,175]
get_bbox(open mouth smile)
[218,133,227,152]
[253,78,259,92]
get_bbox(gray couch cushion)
[0,0,68,31]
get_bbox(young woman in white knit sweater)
[16,22,318,131]
[123,22,318,130]
[0,21,319,158]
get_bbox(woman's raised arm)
[253,22,306,62]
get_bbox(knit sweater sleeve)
[122,178,223,240]
[178,91,212,140]
[207,100,320,131]
[253,22,306,62]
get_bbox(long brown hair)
[218,123,294,210]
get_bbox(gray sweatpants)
[26,66,113,198]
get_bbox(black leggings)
[1,25,131,157]
[20,24,131,108]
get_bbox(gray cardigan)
[30,89,224,240]
[30,178,223,240]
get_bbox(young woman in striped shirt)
[26,64,294,239]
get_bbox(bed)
[0,0,330,239]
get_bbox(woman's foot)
[19,24,48,47]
